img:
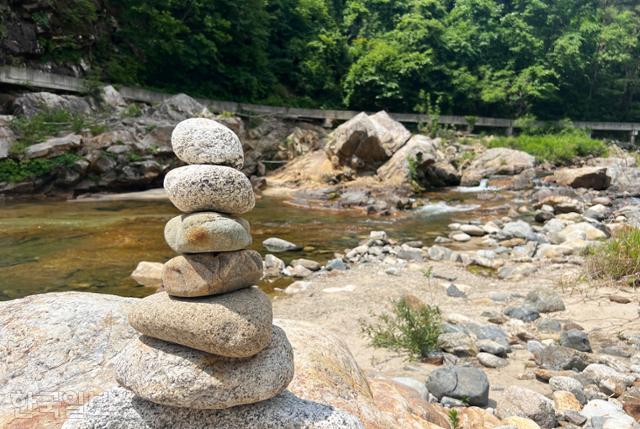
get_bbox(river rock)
[263,237,302,252]
[25,133,82,158]
[461,148,535,185]
[128,289,272,357]
[130,261,164,288]
[114,326,293,409]
[62,387,363,429]
[376,134,448,185]
[496,386,557,428]
[437,332,478,356]
[171,118,244,167]
[425,366,490,406]
[524,288,566,313]
[560,329,592,352]
[477,352,508,368]
[549,376,586,404]
[162,250,263,297]
[554,167,611,190]
[164,165,255,214]
[164,212,251,253]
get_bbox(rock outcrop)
[461,148,535,185]
[325,111,411,171]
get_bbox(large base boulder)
[61,388,364,429]
[376,135,460,187]
[461,148,535,185]
[553,167,611,190]
[325,111,410,171]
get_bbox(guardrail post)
[631,130,638,145]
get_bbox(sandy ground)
[272,257,640,406]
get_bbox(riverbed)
[0,189,514,301]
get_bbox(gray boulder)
[152,93,211,121]
[377,134,436,180]
[263,237,302,252]
[554,167,611,190]
[496,386,557,428]
[114,326,293,409]
[164,165,255,214]
[171,118,244,167]
[62,387,364,429]
[13,92,92,117]
[325,111,410,171]
[25,133,82,158]
[524,288,566,313]
[461,148,535,185]
[425,366,490,406]
[560,329,592,352]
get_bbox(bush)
[361,296,441,359]
[10,109,97,150]
[585,227,640,284]
[487,130,607,164]
[0,154,81,183]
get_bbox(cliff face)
[0,0,112,76]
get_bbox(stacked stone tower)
[113,118,294,410]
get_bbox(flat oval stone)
[128,289,272,358]
[164,165,255,214]
[162,250,263,297]
[114,326,294,410]
[164,212,251,253]
[171,118,244,168]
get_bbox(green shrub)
[486,130,607,164]
[120,104,142,118]
[10,109,98,149]
[0,154,81,183]
[585,227,640,284]
[361,296,441,359]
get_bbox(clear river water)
[0,187,511,301]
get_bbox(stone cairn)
[112,118,294,410]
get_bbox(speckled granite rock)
[162,250,263,297]
[171,118,244,168]
[114,326,293,409]
[164,165,255,214]
[61,387,364,429]
[128,289,272,357]
[0,292,137,428]
[164,212,251,253]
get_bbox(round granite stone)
[171,118,244,168]
[114,326,294,410]
[164,165,255,214]
[162,250,263,297]
[164,212,251,253]
[128,288,272,358]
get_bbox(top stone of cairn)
[171,118,244,168]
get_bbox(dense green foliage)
[9,0,640,120]
[361,296,442,359]
[585,227,640,284]
[487,130,608,164]
[0,154,81,183]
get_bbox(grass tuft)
[0,154,81,183]
[361,295,441,359]
[486,130,607,164]
[585,227,640,285]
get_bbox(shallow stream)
[0,187,514,301]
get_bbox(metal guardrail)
[2,65,639,140]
